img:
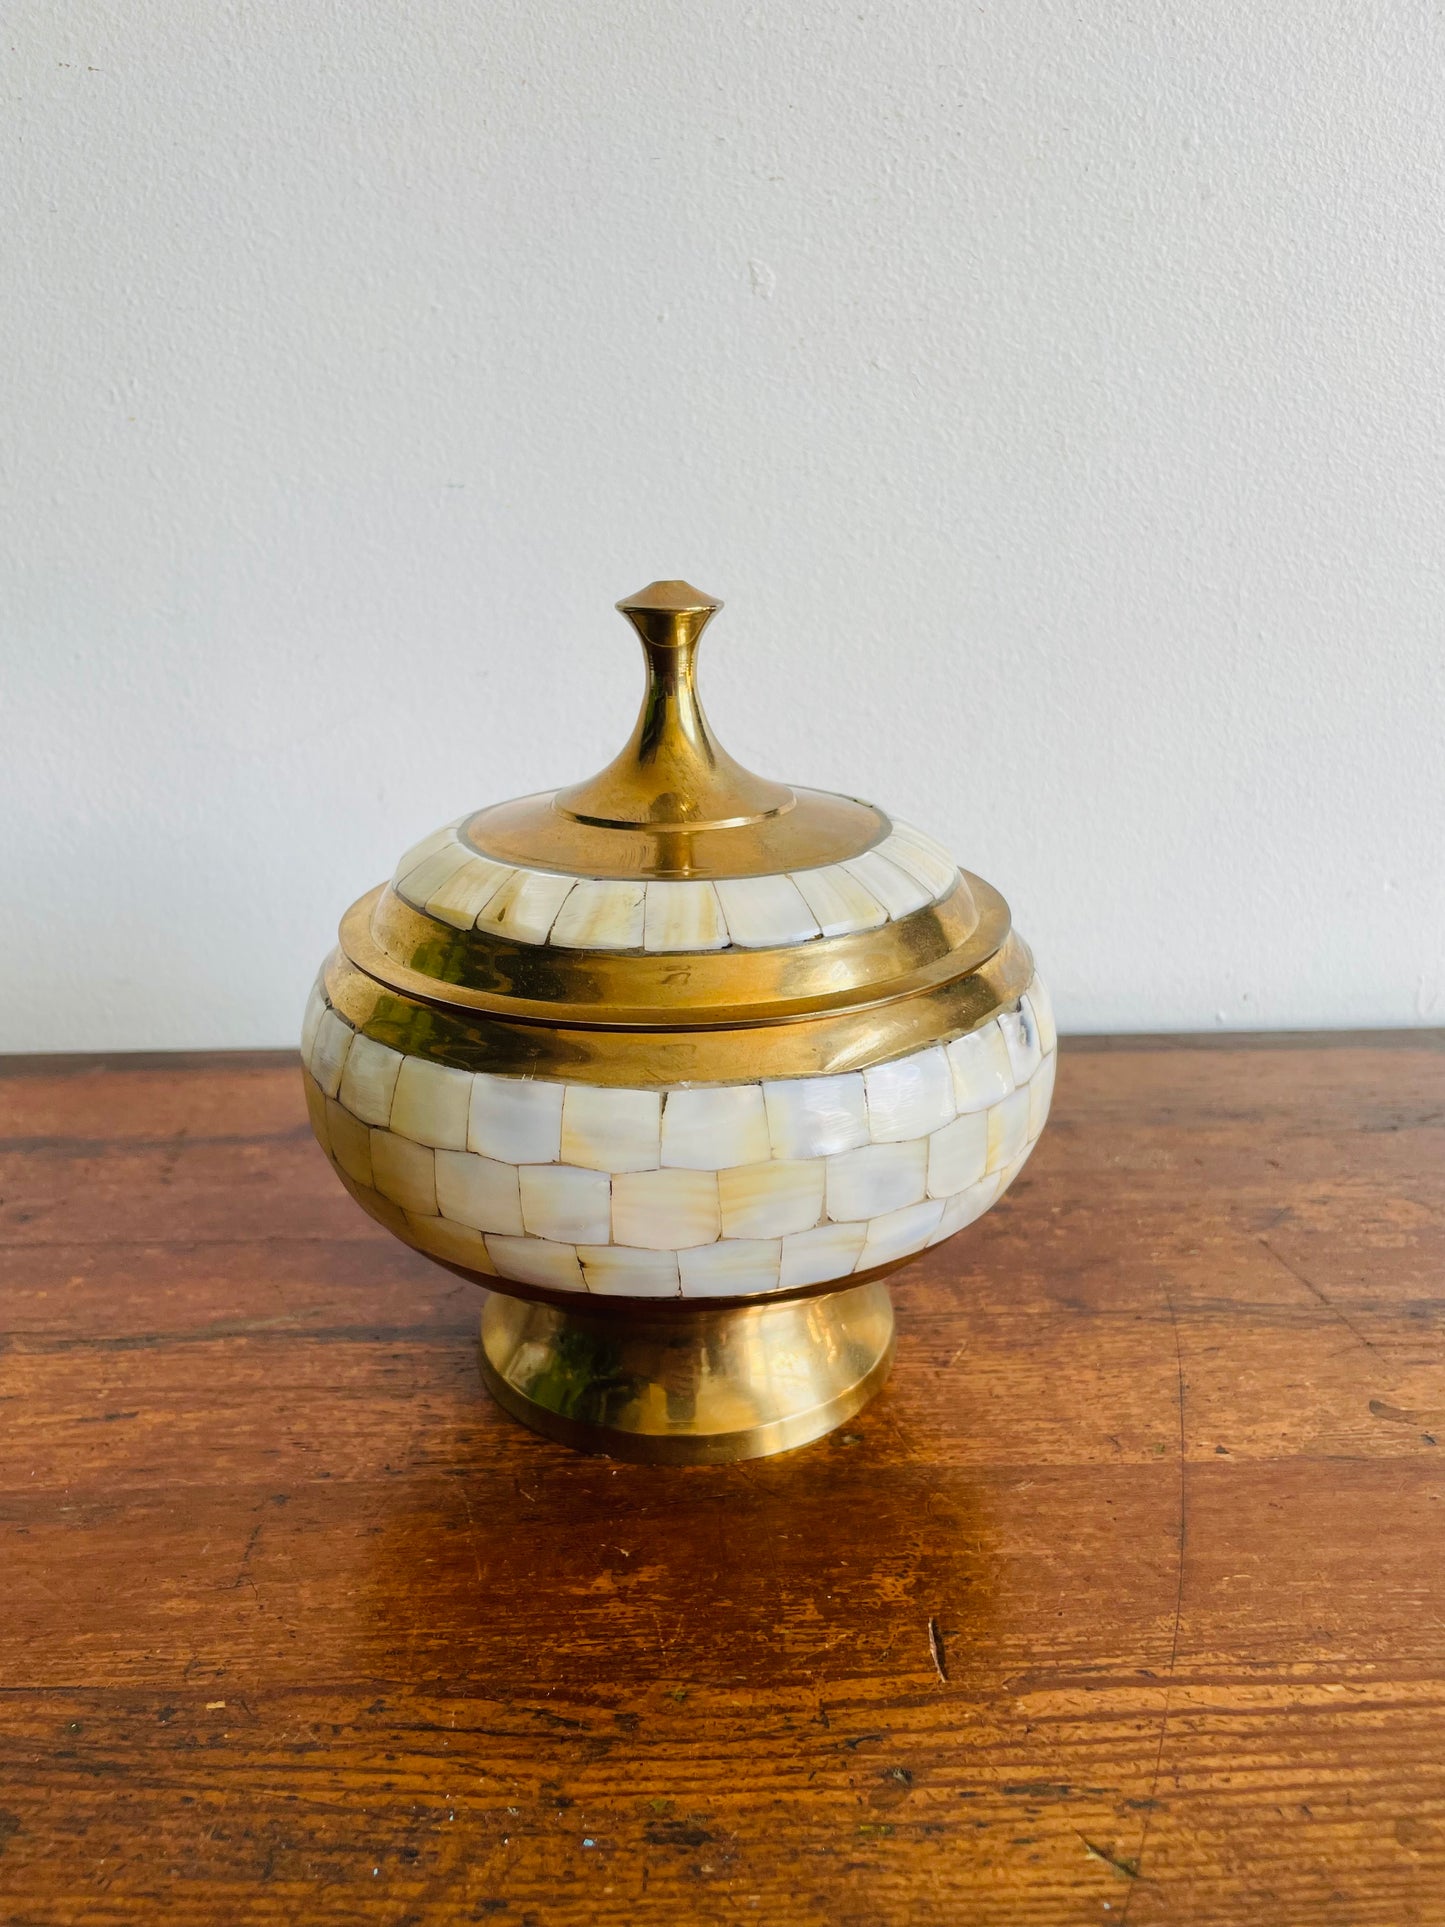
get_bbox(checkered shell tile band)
[302,972,1056,1301]
[390,814,961,951]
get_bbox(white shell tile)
[865,1046,955,1142]
[718,1159,826,1239]
[405,1212,497,1273]
[789,863,889,937]
[998,1002,1043,1085]
[337,1034,405,1128]
[579,1245,681,1298]
[301,980,327,1066]
[779,1220,869,1290]
[389,1056,472,1151]
[1028,1052,1057,1139]
[397,843,474,909]
[369,1130,437,1215]
[393,819,465,879]
[946,1025,1015,1113]
[875,828,957,900]
[986,1087,1032,1173]
[763,1072,869,1161]
[1026,975,1057,1055]
[661,1085,770,1170]
[712,874,821,949]
[679,1239,783,1298]
[469,1074,564,1164]
[642,880,730,952]
[840,849,933,919]
[857,1197,946,1270]
[426,855,512,930]
[309,1008,354,1099]
[550,878,647,950]
[926,1111,989,1198]
[928,1170,1003,1244]
[434,1150,524,1235]
[477,868,578,944]
[303,1072,332,1157]
[611,1168,721,1250]
[485,1235,586,1293]
[519,1164,613,1244]
[560,1084,661,1174]
[325,1098,374,1188]
[826,1139,928,1221]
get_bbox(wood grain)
[1,1035,1442,1925]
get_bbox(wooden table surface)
[2,1034,1443,1926]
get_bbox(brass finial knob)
[556,581,795,832]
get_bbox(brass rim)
[322,927,1033,1084]
[347,872,1000,1029]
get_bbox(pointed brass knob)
[556,580,795,831]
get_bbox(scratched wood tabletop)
[2,1034,1443,1926]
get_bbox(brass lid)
[332,581,1021,1061]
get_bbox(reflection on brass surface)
[324,928,1034,1085]
[464,583,885,879]
[477,1280,897,1463]
[357,872,993,1026]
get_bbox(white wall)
[4,0,1442,1051]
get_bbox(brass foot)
[477,1282,896,1464]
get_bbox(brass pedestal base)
[478,1281,896,1464]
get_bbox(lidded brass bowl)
[302,581,1055,1461]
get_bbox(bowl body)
[301,953,1055,1305]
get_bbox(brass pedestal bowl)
[302,581,1054,1462]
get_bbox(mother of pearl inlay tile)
[580,1245,681,1298]
[519,1164,612,1244]
[309,1009,354,1099]
[426,855,511,930]
[762,1072,869,1161]
[946,1025,1015,1113]
[642,880,729,952]
[864,1046,955,1142]
[325,1099,373,1189]
[612,1168,721,1250]
[998,1002,1043,1085]
[469,1074,564,1164]
[398,843,474,910]
[839,849,932,920]
[435,1148,524,1235]
[550,877,648,950]
[985,1086,1032,1173]
[926,1111,988,1198]
[370,1131,437,1216]
[561,1084,661,1174]
[477,869,577,945]
[779,1220,869,1289]
[390,1056,472,1152]
[662,1085,770,1170]
[826,1139,928,1222]
[788,863,888,937]
[337,1034,404,1128]
[712,874,821,949]
[858,1197,945,1270]
[718,1158,826,1239]
[407,1212,496,1273]
[1026,979,1057,1055]
[679,1239,783,1298]
[484,1235,584,1293]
